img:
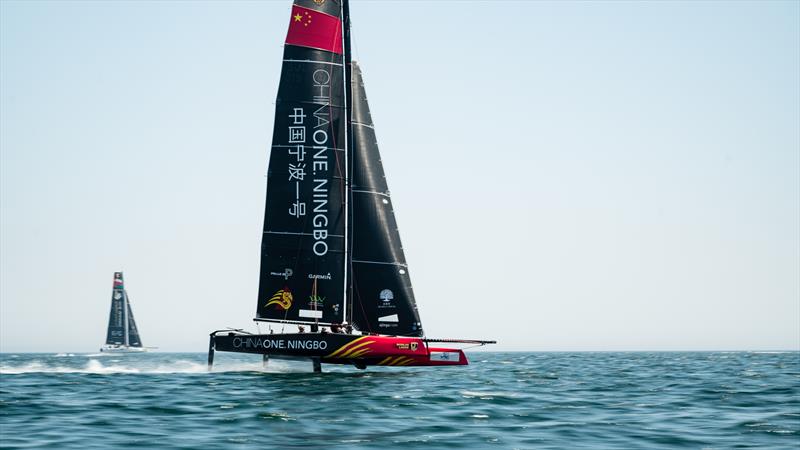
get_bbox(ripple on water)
[0,351,797,449]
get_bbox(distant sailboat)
[100,272,146,353]
[208,0,494,371]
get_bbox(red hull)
[321,335,467,366]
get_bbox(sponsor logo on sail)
[378,289,394,308]
[293,10,313,27]
[266,287,293,311]
[309,68,332,257]
[114,292,122,300]
[270,268,293,280]
[308,294,325,308]
[308,273,331,280]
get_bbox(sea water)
[1,352,797,449]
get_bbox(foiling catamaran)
[100,272,146,353]
[208,0,494,372]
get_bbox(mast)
[342,0,354,325]
[123,289,129,347]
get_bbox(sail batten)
[283,59,344,67]
[352,260,408,267]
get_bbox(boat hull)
[99,345,147,353]
[210,332,467,367]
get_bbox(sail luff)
[342,0,354,325]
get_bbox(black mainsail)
[256,0,347,326]
[104,272,143,348]
[105,272,126,345]
[255,1,421,335]
[349,63,423,336]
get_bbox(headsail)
[256,0,347,325]
[125,292,143,347]
[105,272,127,345]
[349,63,423,336]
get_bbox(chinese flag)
[285,5,343,55]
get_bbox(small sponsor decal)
[308,273,332,280]
[410,342,418,351]
[430,351,460,362]
[313,0,325,5]
[378,289,394,308]
[298,309,323,319]
[266,287,293,310]
[308,294,325,309]
[395,343,410,350]
[270,268,293,280]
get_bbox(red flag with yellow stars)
[285,5,343,55]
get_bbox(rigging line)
[264,231,345,238]
[352,273,373,334]
[461,343,485,350]
[272,144,345,151]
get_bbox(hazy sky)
[1,0,798,352]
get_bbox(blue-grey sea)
[1,352,798,449]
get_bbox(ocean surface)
[1,352,798,449]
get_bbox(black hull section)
[212,332,358,357]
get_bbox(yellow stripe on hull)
[338,340,375,358]
[325,336,368,358]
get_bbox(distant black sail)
[349,63,423,337]
[256,0,347,325]
[105,272,126,345]
[126,294,142,347]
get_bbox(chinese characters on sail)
[288,107,307,218]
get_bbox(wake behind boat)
[208,0,494,371]
[100,272,147,353]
